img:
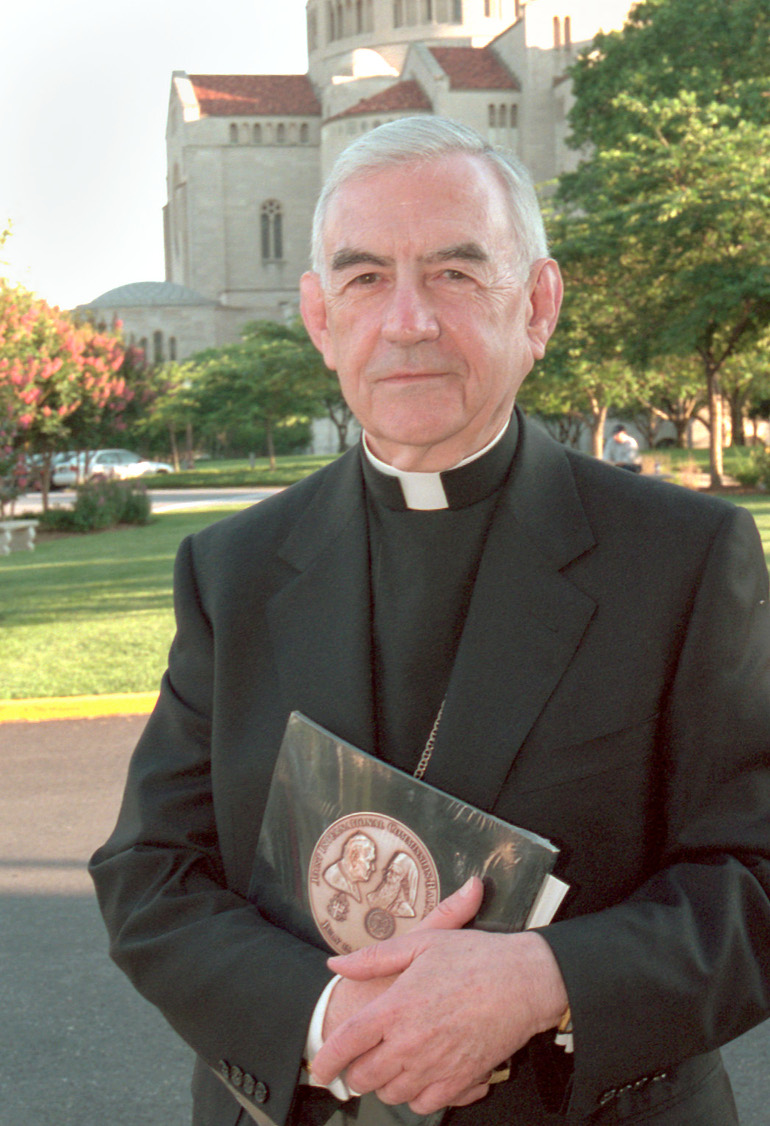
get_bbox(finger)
[447,1083,492,1109]
[327,877,483,980]
[413,875,484,932]
[311,1005,386,1086]
[408,1080,491,1115]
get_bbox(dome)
[82,281,217,308]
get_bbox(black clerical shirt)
[361,416,518,774]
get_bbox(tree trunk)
[729,395,745,446]
[674,418,689,448]
[591,402,608,458]
[266,420,276,470]
[169,427,180,472]
[185,421,194,469]
[707,367,723,488]
[40,451,53,514]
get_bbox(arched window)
[169,337,177,362]
[488,104,496,127]
[328,2,336,39]
[276,123,286,143]
[356,0,363,31]
[393,0,403,25]
[300,123,310,143]
[261,200,283,260]
[510,104,518,127]
[452,0,462,21]
[423,0,433,17]
[337,1,344,35]
[229,123,238,143]
[153,331,164,364]
[253,123,262,143]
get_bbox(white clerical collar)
[361,421,511,511]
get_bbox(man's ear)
[300,271,337,371]
[526,259,563,360]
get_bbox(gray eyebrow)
[429,242,489,264]
[331,248,390,272]
[330,242,488,272]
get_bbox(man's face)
[347,839,376,882]
[301,152,562,471]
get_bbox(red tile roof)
[188,74,321,117]
[429,47,520,91]
[327,80,433,122]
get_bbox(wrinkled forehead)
[320,152,516,263]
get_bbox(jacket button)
[254,1080,269,1103]
[229,1065,244,1088]
[218,1060,230,1079]
[599,1089,616,1106]
[242,1074,256,1097]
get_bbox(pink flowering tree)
[0,281,134,510]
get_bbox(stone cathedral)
[84,0,632,369]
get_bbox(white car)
[52,449,173,487]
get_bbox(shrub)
[734,447,770,490]
[39,479,152,533]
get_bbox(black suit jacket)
[90,413,770,1126]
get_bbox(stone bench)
[0,520,39,555]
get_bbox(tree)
[720,333,770,447]
[557,94,770,484]
[243,320,354,453]
[139,361,200,470]
[528,208,650,455]
[632,359,705,449]
[0,279,133,508]
[568,0,769,152]
[188,321,328,468]
[559,0,770,484]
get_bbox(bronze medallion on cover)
[308,813,440,954]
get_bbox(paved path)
[1,716,767,1124]
[14,485,282,516]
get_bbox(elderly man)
[90,118,770,1126]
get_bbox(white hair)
[311,116,549,279]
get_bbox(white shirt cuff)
[304,976,355,1101]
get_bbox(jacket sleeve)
[89,534,333,1126]
[541,503,770,1119]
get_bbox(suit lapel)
[265,449,377,755]
[423,416,597,811]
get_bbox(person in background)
[603,423,642,472]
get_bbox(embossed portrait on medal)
[308,814,440,954]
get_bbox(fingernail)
[460,876,476,895]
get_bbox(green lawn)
[0,507,245,699]
[2,492,769,701]
[143,453,338,489]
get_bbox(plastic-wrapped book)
[251,712,564,956]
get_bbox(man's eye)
[442,269,469,281]
[351,272,380,286]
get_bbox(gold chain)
[412,698,446,780]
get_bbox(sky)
[0,0,308,311]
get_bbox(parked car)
[52,449,174,488]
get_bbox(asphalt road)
[0,716,767,1125]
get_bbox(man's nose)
[381,280,440,344]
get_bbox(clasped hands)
[312,876,568,1115]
